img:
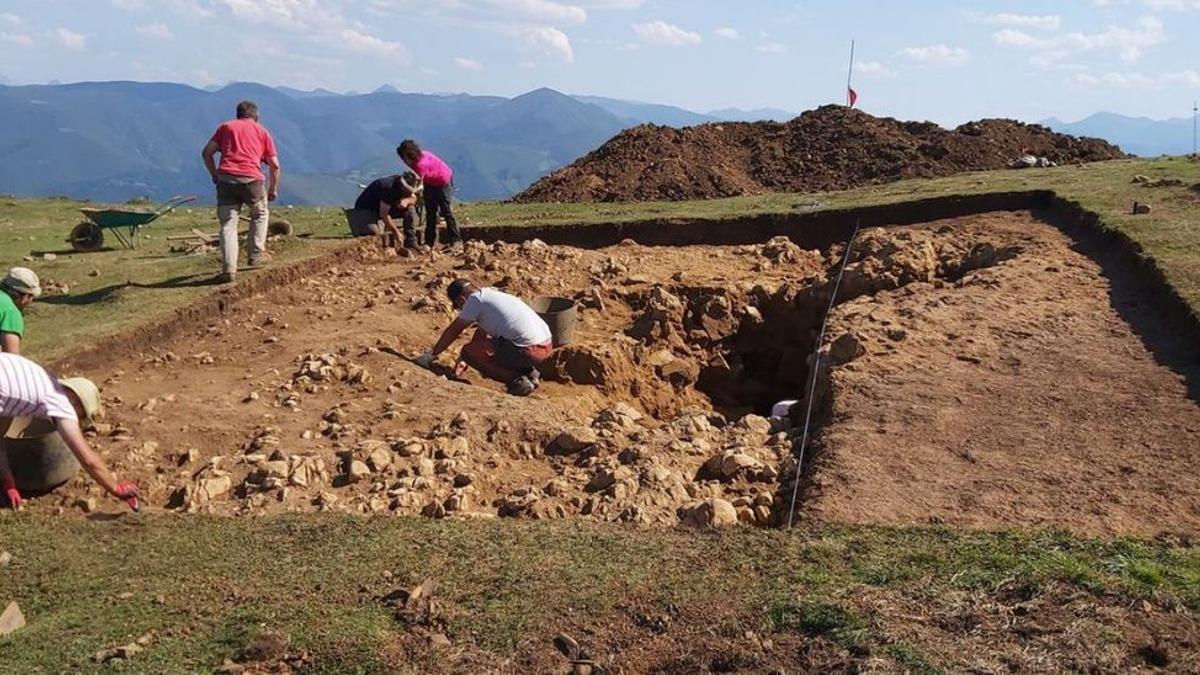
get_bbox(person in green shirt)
[0,268,40,355]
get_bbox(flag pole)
[1193,100,1197,156]
[845,39,856,106]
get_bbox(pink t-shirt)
[210,119,278,181]
[412,150,453,187]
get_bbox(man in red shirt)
[201,100,282,283]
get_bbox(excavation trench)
[33,200,1200,535]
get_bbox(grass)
[0,517,1197,671]
[3,157,1197,362]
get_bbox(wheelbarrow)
[68,195,198,251]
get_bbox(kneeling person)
[347,173,420,249]
[0,354,138,510]
[416,279,553,396]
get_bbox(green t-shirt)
[0,292,24,337]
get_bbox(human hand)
[4,486,21,510]
[414,352,435,368]
[113,481,140,512]
[268,189,279,202]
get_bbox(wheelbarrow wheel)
[267,219,293,237]
[69,222,104,252]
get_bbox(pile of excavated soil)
[512,105,1126,203]
[23,212,1200,536]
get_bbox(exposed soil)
[18,211,1200,536]
[513,105,1126,203]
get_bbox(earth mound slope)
[513,105,1126,203]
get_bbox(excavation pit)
[31,206,1200,536]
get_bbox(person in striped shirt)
[0,353,138,511]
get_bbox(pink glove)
[3,486,20,510]
[114,481,140,512]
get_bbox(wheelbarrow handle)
[154,195,198,217]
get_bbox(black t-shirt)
[354,175,413,212]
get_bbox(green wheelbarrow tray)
[69,194,198,251]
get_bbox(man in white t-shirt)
[415,279,554,396]
[0,353,139,511]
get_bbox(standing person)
[0,268,40,354]
[201,100,282,284]
[415,279,553,396]
[397,139,461,248]
[0,353,138,511]
[346,172,421,250]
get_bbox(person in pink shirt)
[397,139,461,247]
[201,100,282,283]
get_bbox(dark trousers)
[423,184,461,246]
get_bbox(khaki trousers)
[216,180,268,274]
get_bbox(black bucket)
[531,296,578,347]
[4,433,79,492]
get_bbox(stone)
[428,632,452,648]
[736,414,773,436]
[678,498,739,528]
[416,457,436,477]
[0,550,10,566]
[75,497,98,513]
[453,473,473,488]
[93,642,143,663]
[366,447,393,473]
[719,452,764,479]
[347,460,372,483]
[0,601,26,636]
[554,427,599,453]
[198,475,232,501]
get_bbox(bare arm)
[1,332,19,354]
[266,155,281,201]
[378,201,402,242]
[56,418,122,497]
[431,317,472,357]
[201,140,220,183]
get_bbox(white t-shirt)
[459,288,552,347]
[0,353,78,421]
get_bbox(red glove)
[3,486,20,510]
[114,482,140,512]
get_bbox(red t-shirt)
[210,119,277,181]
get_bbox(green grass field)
[1,158,1199,670]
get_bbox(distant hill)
[0,82,626,204]
[573,95,717,127]
[707,107,797,122]
[1041,112,1195,157]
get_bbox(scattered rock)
[678,498,739,528]
[554,427,599,454]
[0,601,25,636]
[93,642,144,663]
[0,550,11,567]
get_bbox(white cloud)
[135,23,174,40]
[983,13,1061,30]
[755,42,788,55]
[854,61,897,78]
[993,16,1166,65]
[897,44,969,66]
[1141,0,1200,9]
[714,27,740,40]
[455,57,484,71]
[1,13,23,25]
[481,0,587,25]
[1072,69,1200,88]
[0,32,33,47]
[632,20,701,46]
[340,28,411,61]
[111,0,147,10]
[53,28,86,50]
[517,25,574,62]
[577,0,645,7]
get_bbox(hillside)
[513,105,1126,203]
[0,82,625,204]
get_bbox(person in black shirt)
[346,172,421,249]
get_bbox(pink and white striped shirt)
[0,353,77,422]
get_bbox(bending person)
[0,353,138,511]
[416,279,553,396]
[0,267,40,354]
[347,172,421,250]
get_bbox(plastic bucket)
[4,433,79,492]
[530,296,578,347]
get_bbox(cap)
[3,377,101,440]
[3,267,41,297]
[447,279,471,303]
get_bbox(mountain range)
[0,81,795,206]
[0,79,1190,206]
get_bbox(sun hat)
[3,267,41,297]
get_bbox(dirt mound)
[512,105,1126,203]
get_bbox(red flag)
[848,87,858,108]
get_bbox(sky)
[0,0,1197,125]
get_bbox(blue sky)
[0,0,1197,125]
